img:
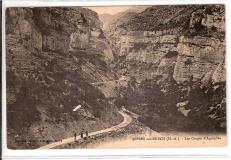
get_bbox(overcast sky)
[85,6,132,15]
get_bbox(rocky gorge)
[6,5,226,149]
[102,5,226,132]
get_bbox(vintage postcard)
[5,4,226,149]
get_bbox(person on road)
[86,131,88,137]
[74,133,77,141]
[80,130,84,139]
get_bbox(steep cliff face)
[106,5,226,131]
[6,7,120,149]
[107,5,225,84]
[174,35,225,83]
[116,32,179,81]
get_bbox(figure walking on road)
[80,130,84,139]
[86,131,88,137]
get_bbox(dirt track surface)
[38,110,132,149]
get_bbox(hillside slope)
[6,7,121,149]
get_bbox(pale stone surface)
[173,36,225,83]
[119,31,225,84]
[43,31,69,53]
[212,60,226,83]
[160,35,178,44]
[91,30,101,37]
[69,26,91,50]
[19,20,32,38]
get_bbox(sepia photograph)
[5,4,226,149]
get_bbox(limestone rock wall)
[173,36,225,83]
[118,33,179,81]
[118,31,225,84]
[6,7,119,149]
[105,4,226,132]
[115,6,225,84]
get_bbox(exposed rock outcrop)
[173,36,225,83]
[6,7,120,149]
[105,5,226,131]
[107,5,225,84]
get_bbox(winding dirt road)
[38,110,132,149]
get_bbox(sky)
[84,6,132,15]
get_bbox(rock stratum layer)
[105,5,226,132]
[107,5,225,84]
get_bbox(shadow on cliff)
[116,75,226,133]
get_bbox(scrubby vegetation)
[115,75,226,133]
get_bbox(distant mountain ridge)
[99,6,148,30]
